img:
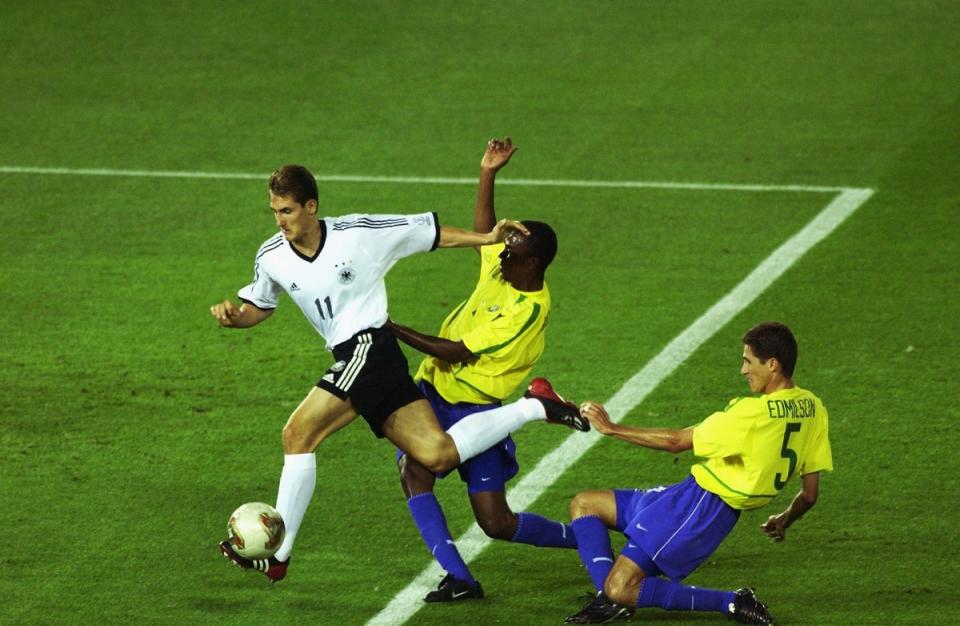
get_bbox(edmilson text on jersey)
[766,398,817,419]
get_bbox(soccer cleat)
[218,540,289,582]
[524,377,589,432]
[730,587,775,625]
[564,591,634,623]
[424,573,485,602]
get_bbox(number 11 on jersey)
[315,296,334,320]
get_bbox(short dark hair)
[521,220,558,271]
[269,165,318,206]
[742,322,798,378]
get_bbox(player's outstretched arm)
[210,299,273,328]
[437,219,528,248]
[580,401,694,453]
[385,320,475,363]
[761,471,820,542]
[475,137,518,235]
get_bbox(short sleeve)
[800,406,834,474]
[692,398,757,459]
[461,298,543,355]
[237,260,281,310]
[342,212,440,264]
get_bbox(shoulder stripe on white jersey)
[332,217,408,230]
[255,239,285,260]
[337,334,372,392]
[257,233,283,252]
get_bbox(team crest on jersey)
[338,267,356,284]
[330,360,347,373]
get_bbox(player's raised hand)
[580,401,615,435]
[481,136,517,171]
[210,299,241,327]
[761,514,788,542]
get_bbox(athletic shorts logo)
[413,215,430,225]
[338,267,356,284]
[486,305,500,313]
[330,360,347,373]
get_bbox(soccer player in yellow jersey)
[386,138,584,602]
[564,322,832,625]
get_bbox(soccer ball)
[226,502,286,559]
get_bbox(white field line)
[0,164,852,193]
[367,187,874,626]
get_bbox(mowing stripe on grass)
[367,187,874,625]
[0,164,852,193]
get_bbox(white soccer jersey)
[238,212,440,349]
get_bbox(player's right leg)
[219,386,357,581]
[568,490,619,594]
[398,455,484,602]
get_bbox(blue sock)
[571,515,614,592]
[511,512,578,548]
[637,577,736,614]
[407,493,475,583]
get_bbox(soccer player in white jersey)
[563,322,831,625]
[210,161,588,583]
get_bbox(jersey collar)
[288,220,327,263]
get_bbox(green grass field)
[2,2,958,624]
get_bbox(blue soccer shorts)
[395,381,519,493]
[613,475,740,581]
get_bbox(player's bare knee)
[418,439,458,474]
[569,491,595,519]
[603,576,634,607]
[282,418,318,453]
[476,512,515,540]
[399,457,433,494]
[281,421,301,453]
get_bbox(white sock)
[446,397,545,463]
[273,452,316,562]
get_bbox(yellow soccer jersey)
[415,243,549,404]
[690,386,833,510]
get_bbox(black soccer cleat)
[525,377,589,432]
[730,587,774,625]
[564,591,634,623]
[424,573,485,602]
[218,540,289,582]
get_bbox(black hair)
[742,322,798,378]
[520,220,558,271]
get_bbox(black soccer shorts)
[316,326,424,437]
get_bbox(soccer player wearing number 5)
[563,322,832,625]
[210,162,586,584]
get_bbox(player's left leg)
[468,466,577,548]
[387,380,585,473]
[470,491,578,548]
[608,548,773,624]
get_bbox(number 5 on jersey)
[774,423,801,490]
